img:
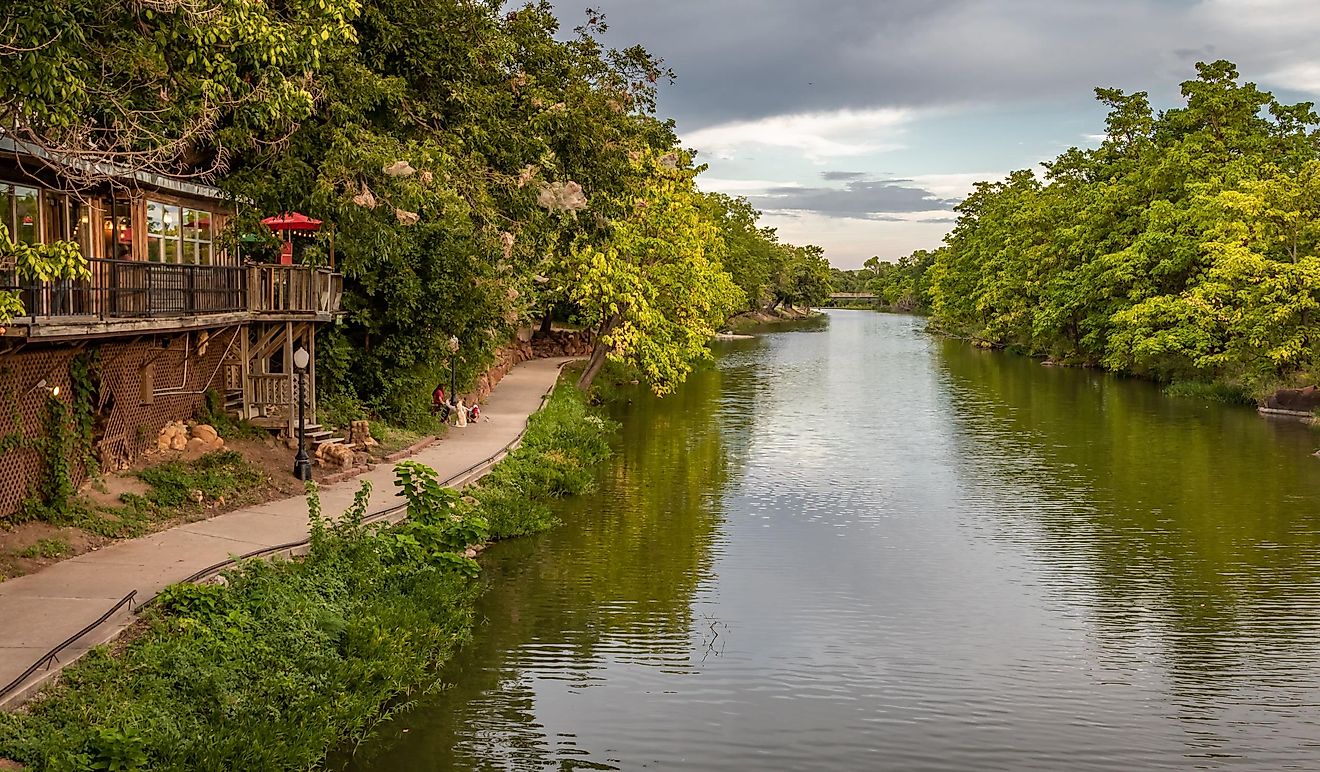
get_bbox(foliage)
[923,60,1320,395]
[135,450,263,510]
[17,537,71,559]
[1163,380,1255,405]
[0,0,359,181]
[0,223,91,327]
[564,149,743,393]
[195,390,264,441]
[471,383,616,537]
[0,381,616,770]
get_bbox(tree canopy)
[1,0,826,419]
[905,60,1320,396]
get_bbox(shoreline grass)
[0,384,615,772]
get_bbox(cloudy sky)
[567,0,1320,268]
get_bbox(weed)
[0,384,617,771]
[1164,380,1255,405]
[136,450,262,509]
[17,538,71,559]
[195,390,265,441]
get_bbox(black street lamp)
[292,345,312,481]
[447,335,460,410]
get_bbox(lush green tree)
[925,59,1320,395]
[0,0,358,179]
[564,149,742,393]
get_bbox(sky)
[564,0,1320,268]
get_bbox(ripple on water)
[349,311,1320,772]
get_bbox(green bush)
[471,384,616,539]
[137,451,263,509]
[0,383,617,771]
[16,538,71,559]
[1163,380,1255,405]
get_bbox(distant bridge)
[829,292,877,300]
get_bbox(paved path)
[0,357,574,708]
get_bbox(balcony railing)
[2,259,342,322]
[249,264,343,316]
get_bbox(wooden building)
[0,138,343,517]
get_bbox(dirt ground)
[0,433,368,583]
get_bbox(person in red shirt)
[431,383,449,419]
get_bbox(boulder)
[1266,385,1320,412]
[157,421,188,451]
[192,424,219,444]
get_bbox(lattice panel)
[0,347,79,516]
[0,326,245,518]
[94,328,240,469]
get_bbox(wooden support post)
[239,324,252,421]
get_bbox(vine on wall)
[8,350,101,521]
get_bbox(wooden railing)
[248,374,291,414]
[3,260,343,322]
[248,265,342,315]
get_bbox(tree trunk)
[539,310,553,335]
[576,315,620,391]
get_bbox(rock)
[157,420,188,451]
[1267,385,1320,412]
[192,424,219,444]
[188,489,204,503]
[318,441,354,469]
[464,548,478,558]
[185,437,209,455]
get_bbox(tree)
[0,0,359,182]
[564,149,742,393]
[925,59,1320,392]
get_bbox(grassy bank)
[0,384,615,771]
[726,306,818,333]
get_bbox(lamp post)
[447,335,460,409]
[292,345,312,481]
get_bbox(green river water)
[350,309,1320,770]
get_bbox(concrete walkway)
[0,356,574,708]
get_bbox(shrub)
[0,384,617,770]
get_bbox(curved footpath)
[0,356,576,709]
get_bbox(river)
[349,309,1320,771]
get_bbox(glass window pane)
[13,186,39,245]
[182,241,196,265]
[146,201,164,236]
[196,210,212,243]
[0,184,13,236]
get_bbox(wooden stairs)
[224,389,345,451]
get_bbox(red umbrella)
[261,212,322,235]
[261,212,323,266]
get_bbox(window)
[182,208,213,265]
[0,184,41,246]
[146,200,181,262]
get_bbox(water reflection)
[347,354,737,771]
[351,310,1320,771]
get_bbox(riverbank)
[350,306,1320,772]
[725,305,818,333]
[0,365,615,771]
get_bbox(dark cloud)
[750,178,958,219]
[821,171,866,181]
[569,0,1316,129]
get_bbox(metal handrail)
[0,359,571,705]
[0,590,137,702]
